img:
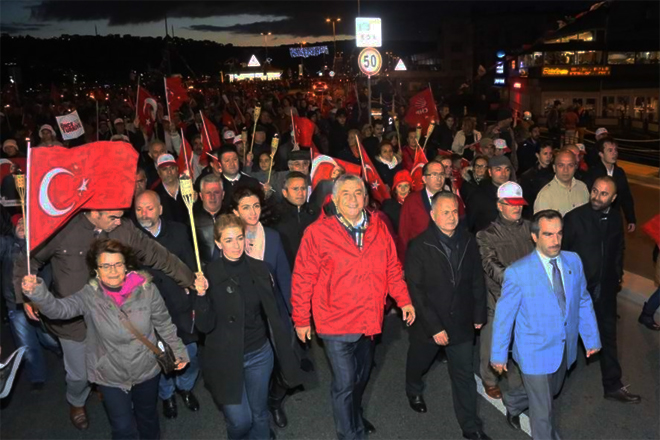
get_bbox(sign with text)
[55,110,85,140]
[542,66,611,77]
[356,17,382,47]
[358,47,382,76]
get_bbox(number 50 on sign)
[358,47,382,76]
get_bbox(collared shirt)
[224,173,241,183]
[533,176,589,216]
[536,249,566,290]
[147,220,162,238]
[163,184,179,200]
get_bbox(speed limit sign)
[358,47,382,76]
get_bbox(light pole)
[325,18,341,57]
[260,32,272,57]
[298,41,307,78]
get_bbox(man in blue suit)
[490,209,601,440]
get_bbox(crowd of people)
[1,79,658,440]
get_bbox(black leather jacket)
[193,203,223,266]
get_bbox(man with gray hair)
[292,174,415,439]
[193,174,224,265]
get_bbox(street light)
[260,32,272,57]
[325,18,341,59]
[298,41,307,78]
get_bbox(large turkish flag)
[164,75,189,114]
[310,153,361,190]
[357,139,391,203]
[28,142,139,250]
[137,87,158,137]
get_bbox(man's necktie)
[550,258,567,315]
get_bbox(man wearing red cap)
[476,182,533,400]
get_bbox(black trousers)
[406,338,482,434]
[593,293,623,393]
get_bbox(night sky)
[1,1,594,46]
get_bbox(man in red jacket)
[398,161,446,262]
[292,174,415,440]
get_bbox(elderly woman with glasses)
[22,238,189,440]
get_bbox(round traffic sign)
[358,47,382,76]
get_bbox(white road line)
[475,374,532,437]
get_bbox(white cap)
[523,111,532,120]
[162,115,170,122]
[39,124,57,138]
[114,118,125,125]
[576,143,586,153]
[595,127,608,136]
[494,138,511,152]
[497,182,527,206]
[223,130,236,140]
[233,135,243,145]
[156,154,177,169]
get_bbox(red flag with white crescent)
[164,76,189,114]
[410,147,428,192]
[137,87,158,137]
[27,142,139,250]
[310,152,361,190]
[356,139,391,202]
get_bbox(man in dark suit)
[134,190,201,419]
[273,172,319,267]
[586,137,636,232]
[404,192,489,440]
[562,176,641,404]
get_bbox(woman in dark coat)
[194,214,302,440]
[373,140,404,188]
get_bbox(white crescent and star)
[39,168,89,217]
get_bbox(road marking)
[475,374,532,437]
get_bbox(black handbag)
[117,309,177,375]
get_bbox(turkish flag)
[292,116,316,149]
[137,87,158,137]
[410,147,428,192]
[357,139,391,203]
[222,110,236,131]
[310,153,361,190]
[28,142,138,250]
[404,88,438,133]
[164,76,189,115]
[177,136,195,179]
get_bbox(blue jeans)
[323,336,375,440]
[158,342,199,399]
[7,309,61,384]
[222,342,274,440]
[644,287,660,314]
[98,374,161,440]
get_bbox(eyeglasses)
[98,262,125,271]
[474,164,487,169]
[424,173,444,179]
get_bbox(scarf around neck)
[336,210,369,249]
[245,222,266,261]
[100,272,146,307]
[378,155,399,169]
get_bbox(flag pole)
[163,76,171,119]
[200,110,212,151]
[136,76,141,122]
[355,133,367,178]
[95,99,99,141]
[290,109,297,149]
[13,139,31,275]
